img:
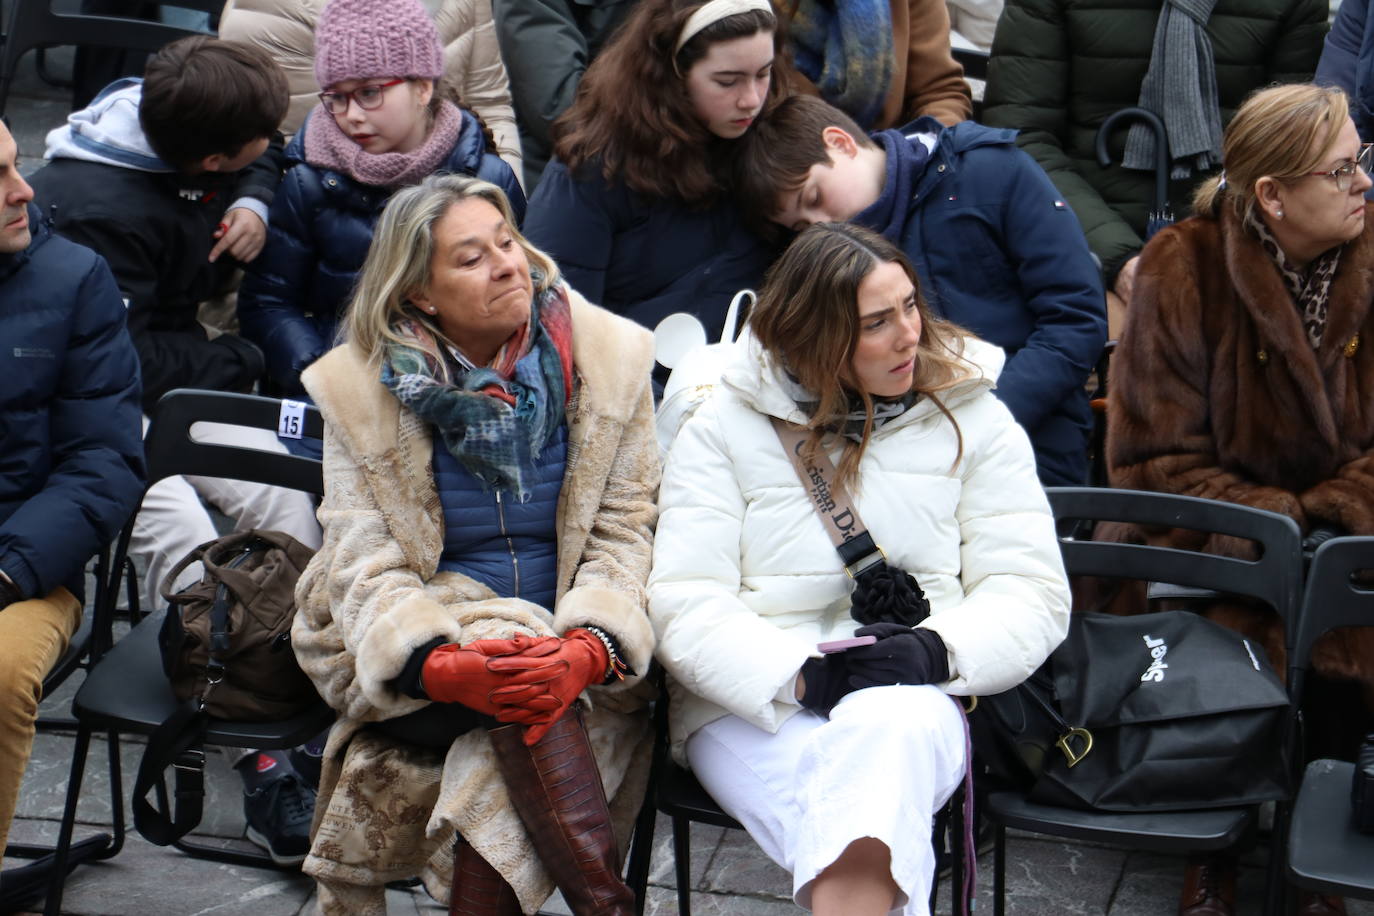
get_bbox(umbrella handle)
[1095,107,1171,218]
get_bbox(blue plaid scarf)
[789,0,895,130]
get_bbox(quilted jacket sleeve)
[238,168,325,396]
[918,394,1071,695]
[648,398,817,734]
[450,0,524,180]
[0,255,145,600]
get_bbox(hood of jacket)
[43,79,172,173]
[721,330,1006,431]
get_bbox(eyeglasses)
[318,79,407,115]
[1305,143,1374,192]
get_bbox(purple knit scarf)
[302,98,464,189]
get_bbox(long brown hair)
[551,0,787,203]
[750,223,973,487]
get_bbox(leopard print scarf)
[1244,206,1340,349]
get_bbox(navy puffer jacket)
[238,108,526,396]
[433,423,567,610]
[0,206,145,602]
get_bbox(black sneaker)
[243,770,316,867]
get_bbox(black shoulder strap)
[131,700,207,846]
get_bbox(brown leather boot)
[488,710,636,916]
[1178,857,1237,916]
[450,835,521,916]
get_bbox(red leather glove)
[487,629,610,745]
[420,635,563,715]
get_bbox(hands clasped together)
[420,630,612,745]
[799,622,951,715]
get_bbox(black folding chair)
[983,487,1304,916]
[0,551,126,912]
[0,0,220,116]
[622,668,970,915]
[39,389,334,916]
[1283,536,1374,905]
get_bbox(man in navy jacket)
[736,95,1107,486]
[0,119,145,862]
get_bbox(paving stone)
[3,824,314,915]
[645,812,727,889]
[699,826,792,900]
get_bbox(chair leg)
[623,789,656,915]
[993,822,1007,916]
[1263,803,1289,916]
[43,724,96,916]
[671,815,691,916]
[103,731,126,859]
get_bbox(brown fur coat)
[1102,203,1374,686]
[292,291,659,912]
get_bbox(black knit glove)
[799,654,854,714]
[845,624,950,690]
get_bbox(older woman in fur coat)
[1104,84,1374,916]
[291,174,657,915]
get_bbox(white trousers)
[130,419,323,608]
[685,685,966,916]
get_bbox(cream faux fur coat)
[292,290,658,912]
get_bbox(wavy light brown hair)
[551,0,786,203]
[344,174,558,379]
[751,222,973,487]
[1193,84,1350,219]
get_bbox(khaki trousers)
[0,587,82,852]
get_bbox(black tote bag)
[973,611,1292,812]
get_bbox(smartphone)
[817,635,878,654]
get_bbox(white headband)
[674,0,775,57]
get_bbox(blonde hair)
[749,222,973,487]
[343,174,558,371]
[1193,84,1350,218]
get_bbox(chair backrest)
[1046,487,1305,623]
[1291,536,1374,697]
[952,46,989,83]
[141,388,323,494]
[0,0,221,116]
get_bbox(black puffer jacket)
[0,206,145,602]
[982,0,1326,284]
[29,154,278,411]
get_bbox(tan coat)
[293,292,658,912]
[788,0,974,128]
[219,0,523,179]
[1103,204,1374,685]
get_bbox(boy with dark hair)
[735,94,1108,487]
[28,36,323,868]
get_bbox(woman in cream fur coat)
[291,174,656,915]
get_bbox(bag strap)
[132,700,208,845]
[770,418,886,579]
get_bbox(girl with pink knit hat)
[237,0,525,407]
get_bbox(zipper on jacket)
[494,489,520,597]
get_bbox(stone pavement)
[6,44,1374,916]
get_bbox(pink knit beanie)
[313,0,445,90]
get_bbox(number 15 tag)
[278,399,307,439]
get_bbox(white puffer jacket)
[648,334,1071,759]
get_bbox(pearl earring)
[1276,209,1285,220]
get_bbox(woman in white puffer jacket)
[648,222,1070,916]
